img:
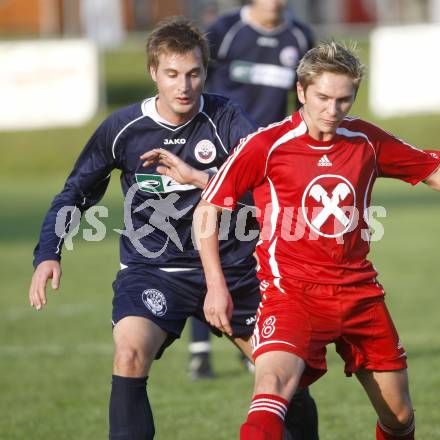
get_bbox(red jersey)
[202,111,440,285]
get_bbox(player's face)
[251,0,286,24]
[297,72,356,142]
[150,48,206,125]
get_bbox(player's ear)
[150,65,157,82]
[296,81,306,105]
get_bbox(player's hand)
[204,284,233,336]
[29,260,62,311]
[140,148,200,186]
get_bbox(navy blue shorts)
[112,263,260,357]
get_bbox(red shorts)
[252,278,407,388]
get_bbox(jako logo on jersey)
[142,289,167,317]
[257,36,278,48]
[164,138,186,145]
[317,155,332,167]
[194,139,216,164]
[261,316,276,339]
[302,175,356,238]
[246,316,256,326]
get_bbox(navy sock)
[109,375,154,440]
[190,317,211,345]
[284,387,319,440]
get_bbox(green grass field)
[1,41,439,439]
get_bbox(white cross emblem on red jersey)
[309,183,351,229]
[302,175,357,238]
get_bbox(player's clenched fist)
[29,260,62,311]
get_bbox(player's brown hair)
[147,17,209,71]
[297,41,365,92]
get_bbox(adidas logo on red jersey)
[317,155,332,167]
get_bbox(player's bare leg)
[113,316,167,376]
[232,336,319,440]
[239,350,305,440]
[110,316,168,440]
[356,369,415,439]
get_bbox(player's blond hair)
[297,41,365,91]
[147,17,209,71]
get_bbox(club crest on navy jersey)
[194,139,216,164]
[279,46,299,68]
[302,175,357,238]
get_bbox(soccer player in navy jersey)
[29,17,316,440]
[195,41,440,440]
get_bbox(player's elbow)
[193,199,221,246]
[425,166,440,191]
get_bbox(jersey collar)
[141,95,205,129]
[241,5,290,35]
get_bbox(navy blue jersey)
[206,6,313,127]
[33,94,258,269]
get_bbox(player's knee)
[254,371,291,396]
[381,405,414,431]
[394,406,414,428]
[113,346,150,377]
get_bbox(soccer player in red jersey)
[194,42,440,440]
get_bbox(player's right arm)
[193,199,233,335]
[30,116,118,310]
[194,129,267,334]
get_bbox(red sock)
[240,394,288,440]
[376,419,415,440]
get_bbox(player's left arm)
[140,148,211,189]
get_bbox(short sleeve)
[224,102,257,154]
[376,129,440,185]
